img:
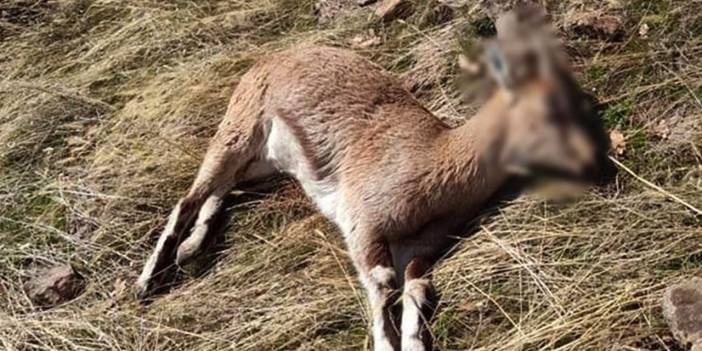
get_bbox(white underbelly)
[263,117,350,232]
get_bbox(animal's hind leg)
[174,190,227,266]
[176,159,278,265]
[351,236,401,351]
[400,257,436,351]
[136,153,240,298]
[136,117,270,298]
[391,220,459,351]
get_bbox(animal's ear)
[494,3,548,40]
[484,42,512,90]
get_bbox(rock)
[663,278,702,351]
[566,11,625,41]
[24,264,85,308]
[375,0,409,21]
[357,0,377,5]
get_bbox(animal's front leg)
[136,195,204,297]
[401,257,436,351]
[351,238,401,351]
[391,219,457,350]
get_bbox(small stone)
[357,0,377,5]
[663,277,702,350]
[24,264,85,309]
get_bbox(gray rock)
[663,277,702,351]
[374,0,411,21]
[565,11,625,41]
[24,264,85,308]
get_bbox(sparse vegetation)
[1,0,701,350]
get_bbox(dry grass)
[1,0,702,350]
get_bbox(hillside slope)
[1,0,701,350]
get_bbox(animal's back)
[231,45,448,181]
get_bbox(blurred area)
[457,3,615,199]
[1,0,702,350]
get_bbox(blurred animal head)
[476,4,608,180]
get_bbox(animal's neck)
[431,91,512,198]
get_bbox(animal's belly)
[264,117,351,233]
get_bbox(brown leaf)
[350,31,382,48]
[653,119,671,140]
[112,278,127,298]
[638,23,650,38]
[609,129,626,155]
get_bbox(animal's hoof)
[176,233,207,266]
[135,264,164,301]
[135,287,150,301]
[402,339,427,351]
[176,241,198,266]
[134,278,153,301]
